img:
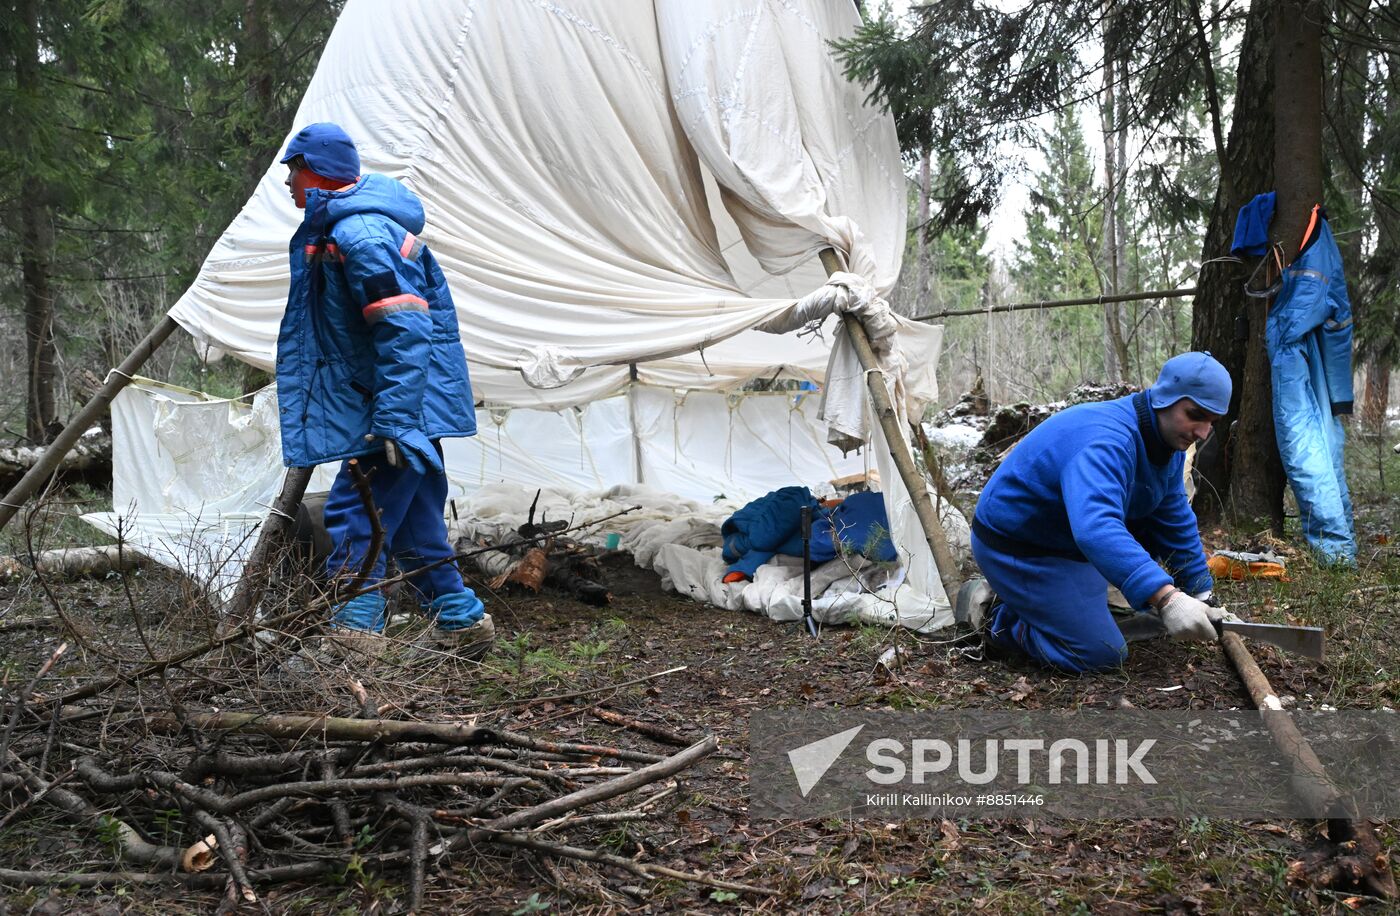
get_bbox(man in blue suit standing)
[971,352,1230,673]
[276,122,492,659]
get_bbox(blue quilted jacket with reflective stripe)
[1266,208,1356,563]
[276,174,477,468]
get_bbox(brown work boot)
[322,627,389,663]
[426,613,495,661]
[281,626,387,677]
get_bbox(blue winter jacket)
[1266,206,1355,562]
[972,393,1212,608]
[277,174,476,468]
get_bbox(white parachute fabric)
[81,382,329,602]
[166,0,923,409]
[123,0,960,625]
[442,386,870,501]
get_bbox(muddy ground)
[4,502,1400,915]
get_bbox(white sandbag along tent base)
[81,0,963,631]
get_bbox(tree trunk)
[1099,12,1129,384]
[1254,0,1323,521]
[240,0,274,190]
[16,0,59,444]
[1191,0,1283,528]
[915,147,932,312]
[1359,360,1390,434]
[1114,54,1133,380]
[1272,2,1324,259]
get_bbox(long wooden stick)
[150,712,664,764]
[912,286,1197,322]
[474,735,717,834]
[150,711,492,747]
[819,249,960,601]
[0,315,181,534]
[1220,632,1396,897]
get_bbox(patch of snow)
[924,423,982,449]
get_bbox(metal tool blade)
[1219,620,1325,660]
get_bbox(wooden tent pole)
[224,466,314,624]
[0,315,182,534]
[818,249,961,601]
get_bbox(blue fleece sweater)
[973,392,1211,608]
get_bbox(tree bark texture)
[1191,0,1285,528]
[914,147,932,312]
[17,0,59,445]
[1272,1,1324,258]
[1099,13,1130,384]
[1359,360,1390,434]
[240,0,274,190]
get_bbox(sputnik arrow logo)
[787,725,864,797]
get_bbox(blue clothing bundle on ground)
[971,392,1212,673]
[1265,206,1356,563]
[276,170,483,625]
[277,173,477,469]
[721,488,898,579]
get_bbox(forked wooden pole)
[1220,630,1395,898]
[818,249,960,601]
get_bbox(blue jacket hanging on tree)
[1264,204,1356,564]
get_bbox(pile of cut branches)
[0,538,757,911]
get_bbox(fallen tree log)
[0,545,142,581]
[0,430,111,491]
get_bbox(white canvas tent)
[79,0,961,630]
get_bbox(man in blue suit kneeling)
[971,352,1231,673]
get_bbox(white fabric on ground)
[92,381,966,626]
[450,482,955,633]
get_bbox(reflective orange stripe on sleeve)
[399,232,416,258]
[363,294,429,324]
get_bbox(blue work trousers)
[970,530,1129,674]
[323,442,465,602]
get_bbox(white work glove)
[1158,590,1219,642]
[1190,589,1227,623]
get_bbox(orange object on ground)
[722,571,749,584]
[1207,553,1288,581]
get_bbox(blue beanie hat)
[280,122,360,182]
[1148,351,1232,415]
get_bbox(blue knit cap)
[280,122,360,182]
[1149,351,1232,415]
